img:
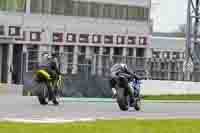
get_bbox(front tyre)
[134,98,141,111]
[36,83,48,105]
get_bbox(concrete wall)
[0,83,23,96]
[3,80,200,96]
[3,79,200,96]
[141,80,200,95]
[76,0,151,7]
[0,45,2,82]
[0,13,150,37]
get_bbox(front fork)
[46,81,56,100]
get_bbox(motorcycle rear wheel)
[116,87,129,111]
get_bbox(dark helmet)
[51,52,57,58]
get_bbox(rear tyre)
[116,87,129,111]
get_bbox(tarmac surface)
[1,96,200,123]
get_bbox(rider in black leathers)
[109,63,140,106]
[45,52,61,105]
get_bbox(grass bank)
[143,95,200,100]
[0,119,200,133]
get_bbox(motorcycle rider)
[109,63,140,106]
[43,52,60,105]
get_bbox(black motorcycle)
[34,66,64,105]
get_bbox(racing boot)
[51,88,59,105]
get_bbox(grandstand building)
[0,0,151,84]
[149,35,186,81]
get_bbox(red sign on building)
[139,36,147,45]
[30,31,41,41]
[9,26,21,37]
[66,33,76,43]
[128,36,136,45]
[53,32,63,42]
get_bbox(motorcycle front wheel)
[36,82,48,105]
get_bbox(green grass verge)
[143,95,200,100]
[0,119,200,133]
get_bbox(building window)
[104,35,113,44]
[27,45,38,72]
[172,52,180,59]
[31,0,51,13]
[30,0,42,13]
[30,31,41,41]
[64,0,73,16]
[15,31,26,41]
[53,32,63,42]
[51,0,65,14]
[161,62,165,70]
[77,1,89,17]
[103,47,110,55]
[171,63,176,71]
[136,48,145,57]
[103,4,113,18]
[127,48,133,56]
[51,45,60,53]
[92,34,101,43]
[90,2,101,17]
[94,47,99,54]
[116,36,125,44]
[0,0,25,12]
[79,34,89,43]
[153,51,160,58]
[139,37,147,45]
[31,0,51,14]
[114,47,122,55]
[163,52,170,59]
[8,26,21,36]
[41,0,52,14]
[0,0,6,11]
[66,33,76,42]
[144,8,149,20]
[0,25,5,35]
[138,7,145,20]
[127,6,138,20]
[128,36,136,45]
[51,0,74,15]
[114,5,124,19]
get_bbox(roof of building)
[73,0,150,7]
[151,36,186,51]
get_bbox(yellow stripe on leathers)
[36,69,51,80]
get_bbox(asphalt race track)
[1,96,200,122]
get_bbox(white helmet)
[121,63,128,70]
[43,53,51,60]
